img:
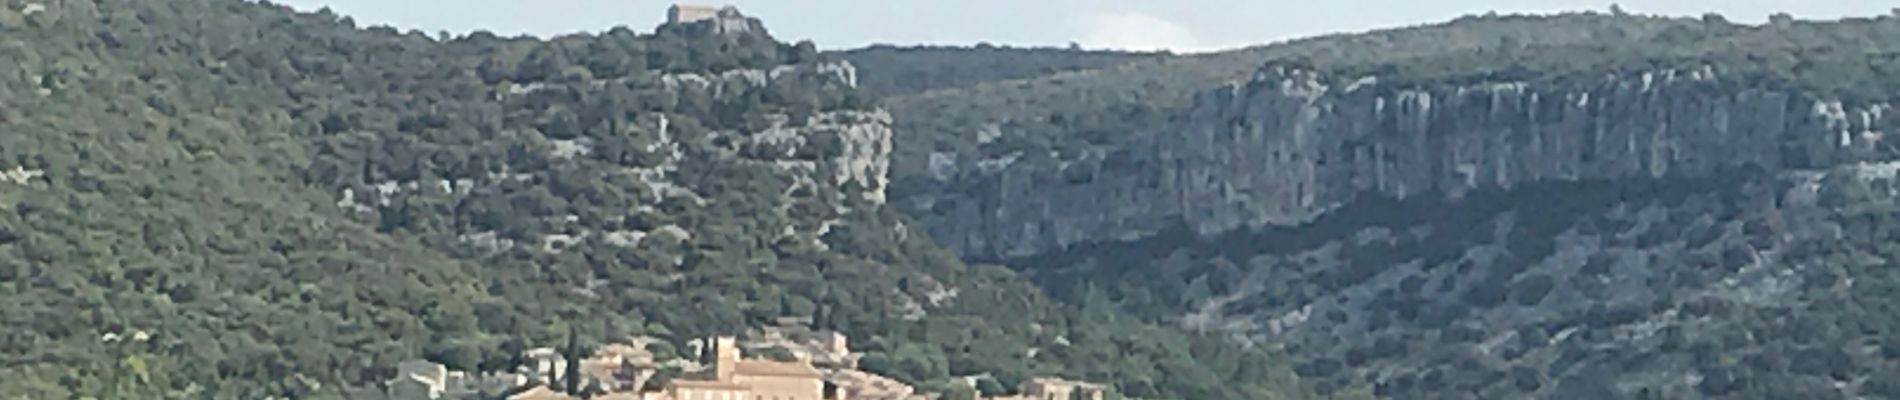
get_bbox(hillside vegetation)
[831,44,1162,98]
[0,1,1335,399]
[884,12,1728,204]
[878,8,1900,400]
[886,12,1900,200]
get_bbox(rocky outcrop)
[728,110,893,204]
[662,61,860,98]
[348,61,890,255]
[914,64,1896,260]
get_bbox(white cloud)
[1074,10,1209,52]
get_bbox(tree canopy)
[0,1,1332,399]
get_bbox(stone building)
[752,321,860,370]
[389,360,451,399]
[380,333,864,400]
[985,378,1106,400]
[521,347,569,386]
[662,4,760,35]
[822,369,922,400]
[666,4,720,24]
[580,341,663,393]
[1022,378,1105,400]
[664,336,831,400]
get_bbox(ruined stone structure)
[663,4,761,35]
[666,4,720,24]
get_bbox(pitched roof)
[734,359,822,378]
[668,378,749,390]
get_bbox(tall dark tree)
[563,326,583,395]
[813,304,833,331]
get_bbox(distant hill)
[0,1,1334,399]
[830,44,1165,98]
[885,9,1900,400]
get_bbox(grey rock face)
[662,61,860,97]
[727,110,893,205]
[353,61,890,255]
[915,64,1895,260]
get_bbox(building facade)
[666,4,721,24]
[666,336,831,400]
[985,378,1106,400]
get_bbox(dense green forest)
[1320,12,1900,102]
[0,1,1341,399]
[831,44,1163,98]
[21,1,1900,398]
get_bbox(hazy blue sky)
[272,0,1899,52]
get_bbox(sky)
[270,0,1899,52]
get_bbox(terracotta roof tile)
[734,359,821,378]
[668,379,748,390]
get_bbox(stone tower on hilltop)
[666,4,721,24]
[664,4,761,35]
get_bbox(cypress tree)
[563,326,582,395]
[813,304,832,331]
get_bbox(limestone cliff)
[914,63,1896,260]
[345,61,891,256]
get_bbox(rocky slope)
[830,44,1164,98]
[0,1,1323,398]
[923,63,1895,259]
[878,10,1900,400]
[889,12,1721,260]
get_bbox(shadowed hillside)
[831,44,1164,98]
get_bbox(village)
[361,4,1113,400]
[374,317,1107,400]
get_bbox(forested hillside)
[830,44,1162,98]
[884,8,1900,400]
[882,13,1726,228]
[0,1,1336,399]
